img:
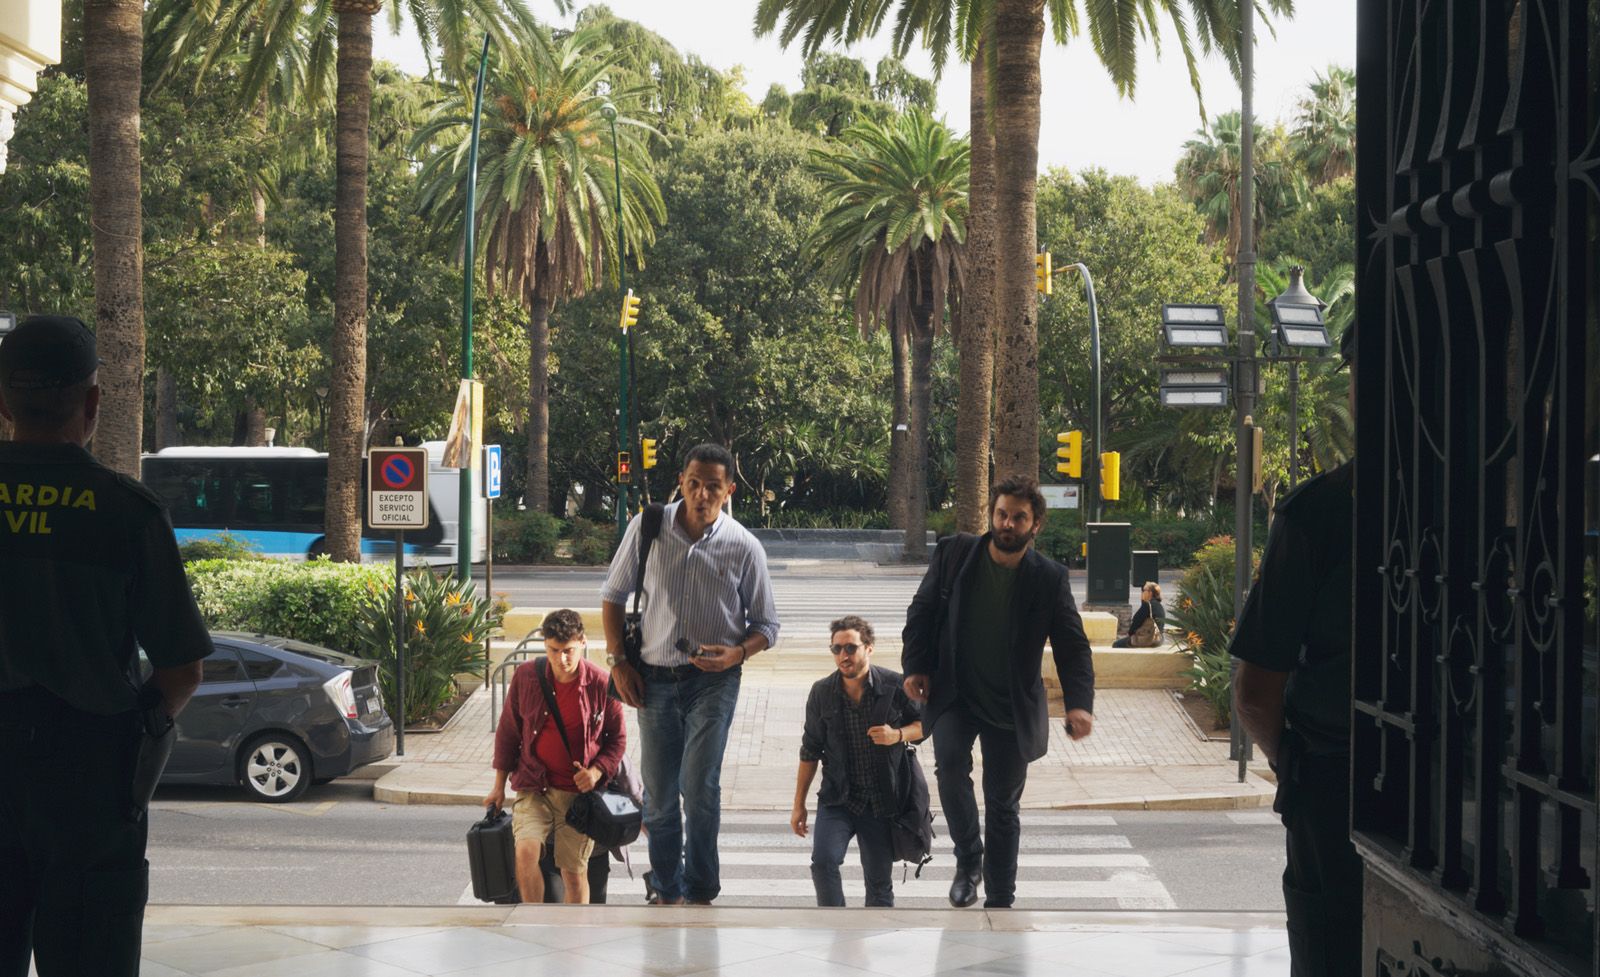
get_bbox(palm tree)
[808,110,968,561]
[84,0,146,476]
[1291,65,1355,183]
[144,0,554,560]
[1176,111,1303,267]
[756,0,1284,500]
[414,27,666,512]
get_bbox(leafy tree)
[762,52,934,137]
[0,76,93,318]
[754,0,1283,514]
[550,128,892,520]
[1176,111,1304,269]
[569,5,760,143]
[1034,169,1230,514]
[1291,65,1356,184]
[1261,175,1356,286]
[414,25,665,512]
[808,110,967,559]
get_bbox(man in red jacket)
[486,610,626,904]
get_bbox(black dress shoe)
[948,862,982,908]
[982,897,1013,909]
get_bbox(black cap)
[0,315,101,390]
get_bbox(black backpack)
[874,690,935,875]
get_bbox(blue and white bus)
[142,442,488,565]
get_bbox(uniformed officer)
[1229,325,1360,977]
[0,315,211,977]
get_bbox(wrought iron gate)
[1352,1,1598,974]
[1350,0,1600,972]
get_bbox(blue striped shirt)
[600,501,781,667]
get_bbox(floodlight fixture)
[1159,368,1231,408]
[1268,267,1332,349]
[1161,303,1230,348]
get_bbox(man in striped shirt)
[601,443,780,905]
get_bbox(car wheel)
[239,734,312,803]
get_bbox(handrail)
[488,631,544,732]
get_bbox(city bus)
[141,442,488,565]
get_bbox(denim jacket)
[800,664,922,810]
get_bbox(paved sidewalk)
[373,651,1274,810]
[115,905,1292,977]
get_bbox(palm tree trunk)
[526,293,551,513]
[83,0,145,476]
[155,370,179,449]
[253,95,270,247]
[957,39,996,533]
[989,0,1045,482]
[325,8,374,562]
[906,301,935,562]
[888,325,911,528]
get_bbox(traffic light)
[617,451,632,480]
[1034,252,1053,295]
[640,437,658,470]
[618,289,641,331]
[1055,431,1083,479]
[1100,451,1121,502]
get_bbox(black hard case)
[467,805,520,904]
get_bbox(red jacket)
[493,657,626,795]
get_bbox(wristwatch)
[606,652,626,667]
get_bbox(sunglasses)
[829,643,867,656]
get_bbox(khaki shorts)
[511,789,595,873]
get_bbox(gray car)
[151,632,395,802]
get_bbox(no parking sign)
[367,447,429,529]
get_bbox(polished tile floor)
[38,908,1293,977]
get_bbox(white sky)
[374,2,1355,186]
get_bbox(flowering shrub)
[355,567,504,726]
[1169,536,1258,728]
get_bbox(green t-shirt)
[955,546,1018,729]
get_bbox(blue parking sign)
[483,444,502,499]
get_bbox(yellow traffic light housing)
[641,437,658,470]
[617,451,632,480]
[1100,451,1121,502]
[1035,252,1053,295]
[1055,430,1083,479]
[619,289,641,331]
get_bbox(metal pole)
[1288,360,1300,492]
[456,34,492,584]
[606,108,630,535]
[1069,264,1104,523]
[483,497,494,689]
[1231,0,1257,780]
[393,530,406,758]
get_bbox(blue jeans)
[637,667,741,903]
[810,803,895,908]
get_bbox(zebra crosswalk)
[460,811,1178,910]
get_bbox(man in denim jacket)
[486,610,626,904]
[791,616,923,907]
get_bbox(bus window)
[230,467,280,525]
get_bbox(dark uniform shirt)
[0,442,213,714]
[1228,463,1354,757]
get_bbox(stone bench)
[1047,645,1190,690]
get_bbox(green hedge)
[493,509,563,563]
[187,557,388,654]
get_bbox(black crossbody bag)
[536,661,642,848]
[620,504,666,668]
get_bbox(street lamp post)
[456,34,492,585]
[1063,263,1103,522]
[1267,266,1331,492]
[601,101,631,536]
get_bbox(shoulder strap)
[536,661,586,768]
[632,504,666,615]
